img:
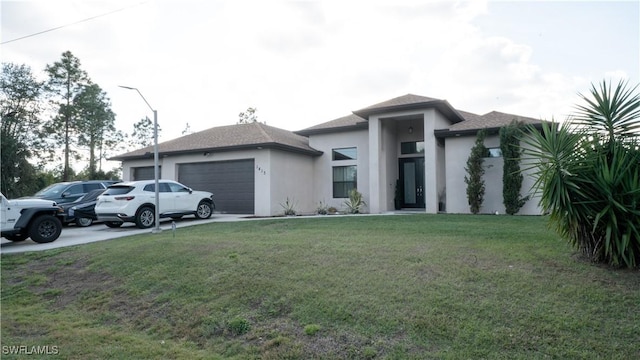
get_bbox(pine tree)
[44,51,90,181]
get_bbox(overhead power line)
[1,2,147,45]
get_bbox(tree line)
[1,51,160,198]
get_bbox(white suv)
[95,180,215,229]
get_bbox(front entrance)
[399,157,425,208]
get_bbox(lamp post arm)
[135,89,155,113]
[119,85,155,112]
[119,85,161,233]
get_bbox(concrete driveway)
[0,214,247,255]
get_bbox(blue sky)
[2,0,638,153]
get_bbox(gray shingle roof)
[456,110,485,122]
[298,94,472,135]
[110,122,322,161]
[298,95,544,136]
[449,111,543,131]
[295,114,367,136]
[354,94,440,113]
[112,95,546,162]
[352,94,466,123]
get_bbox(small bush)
[280,197,297,216]
[227,317,250,336]
[304,324,321,336]
[316,201,328,215]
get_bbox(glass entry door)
[399,158,425,208]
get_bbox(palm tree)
[524,80,640,268]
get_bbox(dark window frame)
[332,147,357,161]
[332,165,357,198]
[401,141,425,155]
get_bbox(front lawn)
[1,215,638,359]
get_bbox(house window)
[486,148,502,158]
[401,141,425,154]
[333,166,357,198]
[332,147,357,161]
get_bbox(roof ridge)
[255,121,275,143]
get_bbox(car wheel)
[135,206,155,229]
[29,215,62,243]
[195,200,213,219]
[5,234,28,242]
[76,217,93,227]
[105,221,123,228]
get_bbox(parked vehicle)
[95,180,215,229]
[1,192,64,243]
[70,199,101,228]
[31,180,119,204]
[59,189,105,227]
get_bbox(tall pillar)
[368,116,381,213]
[423,110,438,213]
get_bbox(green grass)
[1,215,638,359]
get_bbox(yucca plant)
[280,197,297,216]
[344,188,366,214]
[524,80,640,268]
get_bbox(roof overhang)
[353,99,466,124]
[109,142,323,161]
[434,123,544,138]
[295,122,368,136]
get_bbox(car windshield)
[34,184,69,197]
[102,186,135,196]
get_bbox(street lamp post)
[119,85,161,233]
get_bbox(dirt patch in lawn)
[6,252,119,310]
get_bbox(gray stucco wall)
[308,129,370,212]
[444,133,542,215]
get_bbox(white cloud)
[1,0,637,152]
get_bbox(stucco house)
[111,94,544,216]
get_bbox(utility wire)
[1,2,147,45]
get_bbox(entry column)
[368,116,382,213]
[423,110,438,213]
